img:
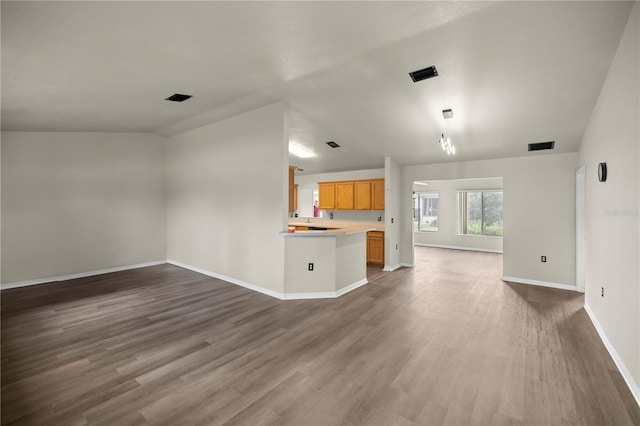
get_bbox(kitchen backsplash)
[319,209,383,222]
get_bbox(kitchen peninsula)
[280,219,384,299]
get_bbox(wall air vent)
[409,65,438,82]
[165,93,192,102]
[528,141,555,151]
[326,141,340,148]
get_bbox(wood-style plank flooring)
[2,247,639,425]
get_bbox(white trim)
[167,259,285,300]
[1,261,167,290]
[283,278,369,300]
[414,243,503,254]
[335,278,368,297]
[383,263,404,272]
[502,276,577,292]
[400,262,414,268]
[584,304,640,407]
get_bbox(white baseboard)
[414,243,503,254]
[335,278,368,297]
[502,276,577,292]
[283,278,368,300]
[584,304,640,407]
[383,264,403,272]
[1,260,167,290]
[167,259,285,300]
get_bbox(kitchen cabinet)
[354,181,372,210]
[318,182,336,209]
[372,179,385,210]
[293,184,298,211]
[288,166,296,213]
[336,182,354,210]
[367,231,384,265]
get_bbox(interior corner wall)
[401,152,578,286]
[1,132,166,284]
[165,103,288,294]
[578,3,639,392]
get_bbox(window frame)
[456,189,503,237]
[413,191,440,233]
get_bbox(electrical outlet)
[541,256,547,263]
[601,286,604,297]
[308,263,314,271]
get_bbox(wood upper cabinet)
[336,182,354,210]
[354,181,372,210]
[318,178,384,211]
[318,182,336,209]
[293,184,298,211]
[371,179,385,210]
[288,166,296,212]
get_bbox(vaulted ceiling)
[1,1,634,174]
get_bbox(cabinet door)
[293,184,298,211]
[372,179,385,210]
[367,231,385,265]
[354,181,372,210]
[288,166,296,212]
[318,183,336,209]
[336,182,354,210]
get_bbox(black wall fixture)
[528,141,555,151]
[165,93,192,102]
[409,65,438,82]
[598,162,607,182]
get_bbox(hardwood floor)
[2,247,639,425]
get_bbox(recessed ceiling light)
[165,93,192,102]
[528,141,555,151]
[289,143,315,158]
[442,109,453,119]
[409,65,438,82]
[326,141,340,148]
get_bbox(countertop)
[280,219,385,237]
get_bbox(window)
[413,191,439,232]
[457,190,503,236]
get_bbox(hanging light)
[439,133,455,155]
[438,108,456,155]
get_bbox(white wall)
[1,132,166,284]
[413,177,503,252]
[294,168,385,221]
[385,156,401,269]
[165,103,288,294]
[578,3,639,398]
[401,153,578,288]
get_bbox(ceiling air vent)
[409,65,438,82]
[165,93,192,102]
[326,141,340,148]
[528,141,555,151]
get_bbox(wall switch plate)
[541,256,547,262]
[308,263,314,271]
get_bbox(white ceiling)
[1,1,634,175]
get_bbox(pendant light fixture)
[439,108,456,155]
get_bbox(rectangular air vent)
[528,141,555,151]
[165,93,192,102]
[409,65,438,82]
[326,141,340,148]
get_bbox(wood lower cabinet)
[367,231,384,265]
[336,182,354,210]
[318,182,336,209]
